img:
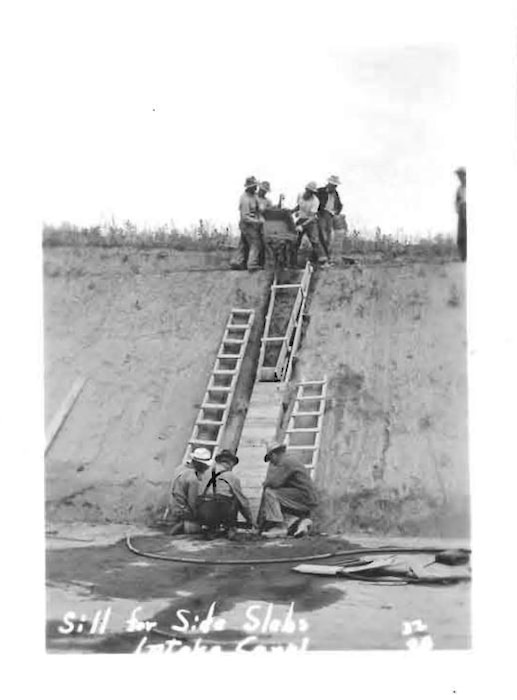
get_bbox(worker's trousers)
[457,213,467,262]
[258,486,311,527]
[297,219,326,263]
[231,222,263,271]
[317,211,334,261]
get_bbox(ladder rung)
[218,354,241,359]
[286,428,319,433]
[231,308,254,314]
[189,439,219,446]
[297,380,325,386]
[296,395,324,401]
[273,284,301,289]
[227,324,250,330]
[206,386,231,393]
[285,445,317,450]
[262,336,287,343]
[201,402,227,409]
[291,411,322,417]
[197,420,224,426]
[223,337,244,343]
[213,369,237,375]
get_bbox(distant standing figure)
[317,175,343,263]
[292,181,326,265]
[230,176,262,271]
[455,167,467,261]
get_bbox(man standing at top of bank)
[454,167,467,262]
[230,176,263,272]
[317,175,343,264]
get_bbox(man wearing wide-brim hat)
[196,449,255,533]
[169,447,212,535]
[258,441,318,538]
[316,175,345,264]
[230,176,263,272]
[292,181,326,265]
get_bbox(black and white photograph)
[6,0,515,689]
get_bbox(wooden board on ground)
[237,382,283,516]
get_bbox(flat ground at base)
[46,524,469,652]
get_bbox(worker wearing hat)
[257,441,318,538]
[230,176,263,272]
[454,167,467,262]
[197,449,255,534]
[292,181,326,265]
[316,175,344,264]
[169,447,212,535]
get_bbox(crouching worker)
[169,447,212,535]
[258,442,318,538]
[196,450,255,535]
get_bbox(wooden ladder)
[182,308,255,462]
[258,261,313,383]
[284,377,327,478]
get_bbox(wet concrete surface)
[46,525,470,653]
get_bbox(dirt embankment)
[298,263,469,537]
[45,249,469,538]
[44,247,270,523]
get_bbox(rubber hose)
[125,534,470,566]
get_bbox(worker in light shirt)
[292,181,327,265]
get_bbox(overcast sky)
[38,0,468,237]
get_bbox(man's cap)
[189,447,212,467]
[305,181,319,193]
[215,449,239,466]
[244,176,259,188]
[454,167,466,174]
[264,441,287,462]
[327,175,341,186]
[259,181,271,192]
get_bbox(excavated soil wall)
[297,262,469,537]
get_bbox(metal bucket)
[196,494,238,528]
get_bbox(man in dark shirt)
[317,175,343,264]
[258,442,318,537]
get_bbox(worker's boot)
[293,518,313,538]
[262,525,288,539]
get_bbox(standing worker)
[169,447,212,535]
[455,167,467,262]
[317,175,343,264]
[230,176,263,272]
[257,181,274,268]
[258,442,318,538]
[292,181,327,265]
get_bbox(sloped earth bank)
[46,528,470,652]
[298,262,468,537]
[44,247,271,523]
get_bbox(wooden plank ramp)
[236,382,284,516]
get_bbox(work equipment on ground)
[196,467,238,529]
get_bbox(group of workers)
[169,442,318,539]
[231,168,468,271]
[231,175,345,272]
